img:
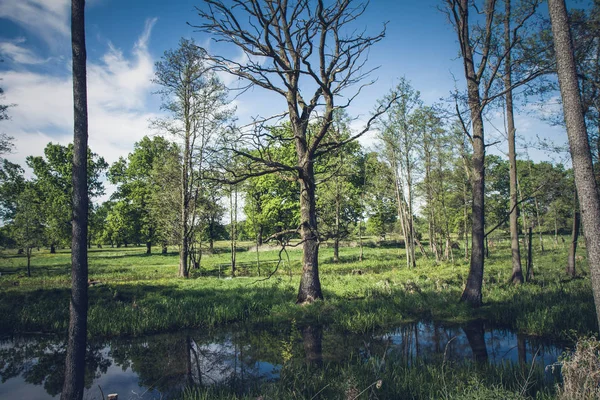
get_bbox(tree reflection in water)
[0,321,565,399]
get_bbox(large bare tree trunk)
[297,161,323,303]
[549,0,600,330]
[505,0,524,284]
[62,1,88,398]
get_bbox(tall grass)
[0,236,596,339]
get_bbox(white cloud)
[2,18,160,173]
[0,0,70,46]
[0,38,49,65]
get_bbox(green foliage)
[0,236,595,341]
[26,142,107,249]
[316,110,364,247]
[107,135,179,249]
[363,152,397,239]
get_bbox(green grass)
[0,237,597,340]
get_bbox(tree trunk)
[161,244,168,255]
[26,247,31,277]
[296,162,323,304]
[567,196,580,278]
[550,0,600,330]
[534,195,545,252]
[50,244,56,254]
[505,0,524,284]
[461,108,485,307]
[527,227,534,281]
[230,185,237,277]
[333,188,340,263]
[333,238,340,263]
[62,1,89,398]
[457,0,486,307]
[464,179,469,261]
[146,241,151,255]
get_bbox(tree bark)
[527,227,534,281]
[146,241,151,255]
[549,0,600,330]
[461,109,485,306]
[504,0,524,284]
[50,244,56,254]
[62,1,89,398]
[455,0,487,307]
[296,161,323,303]
[26,248,31,277]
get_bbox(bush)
[557,336,600,399]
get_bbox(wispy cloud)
[0,0,70,46]
[0,38,49,65]
[2,18,160,171]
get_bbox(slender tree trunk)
[333,187,340,263]
[550,0,600,330]
[567,194,580,278]
[527,227,533,281]
[554,210,559,249]
[179,135,190,278]
[230,185,237,277]
[146,241,151,255]
[62,1,89,398]
[297,161,323,303]
[26,248,31,277]
[464,179,470,261]
[392,153,410,268]
[255,233,261,276]
[359,220,364,262]
[504,0,524,284]
[50,244,56,254]
[534,195,545,252]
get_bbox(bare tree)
[62,0,89,398]
[443,0,546,306]
[548,0,600,330]
[504,0,524,284]
[194,0,393,303]
[153,38,232,278]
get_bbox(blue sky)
[0,0,572,188]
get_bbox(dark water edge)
[0,320,567,399]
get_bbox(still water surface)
[0,321,566,399]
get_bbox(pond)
[0,321,567,399]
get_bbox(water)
[0,321,566,399]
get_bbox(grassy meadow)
[0,236,596,340]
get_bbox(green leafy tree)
[26,143,107,252]
[12,182,44,276]
[363,152,397,241]
[316,112,364,262]
[108,136,178,254]
[0,159,25,221]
